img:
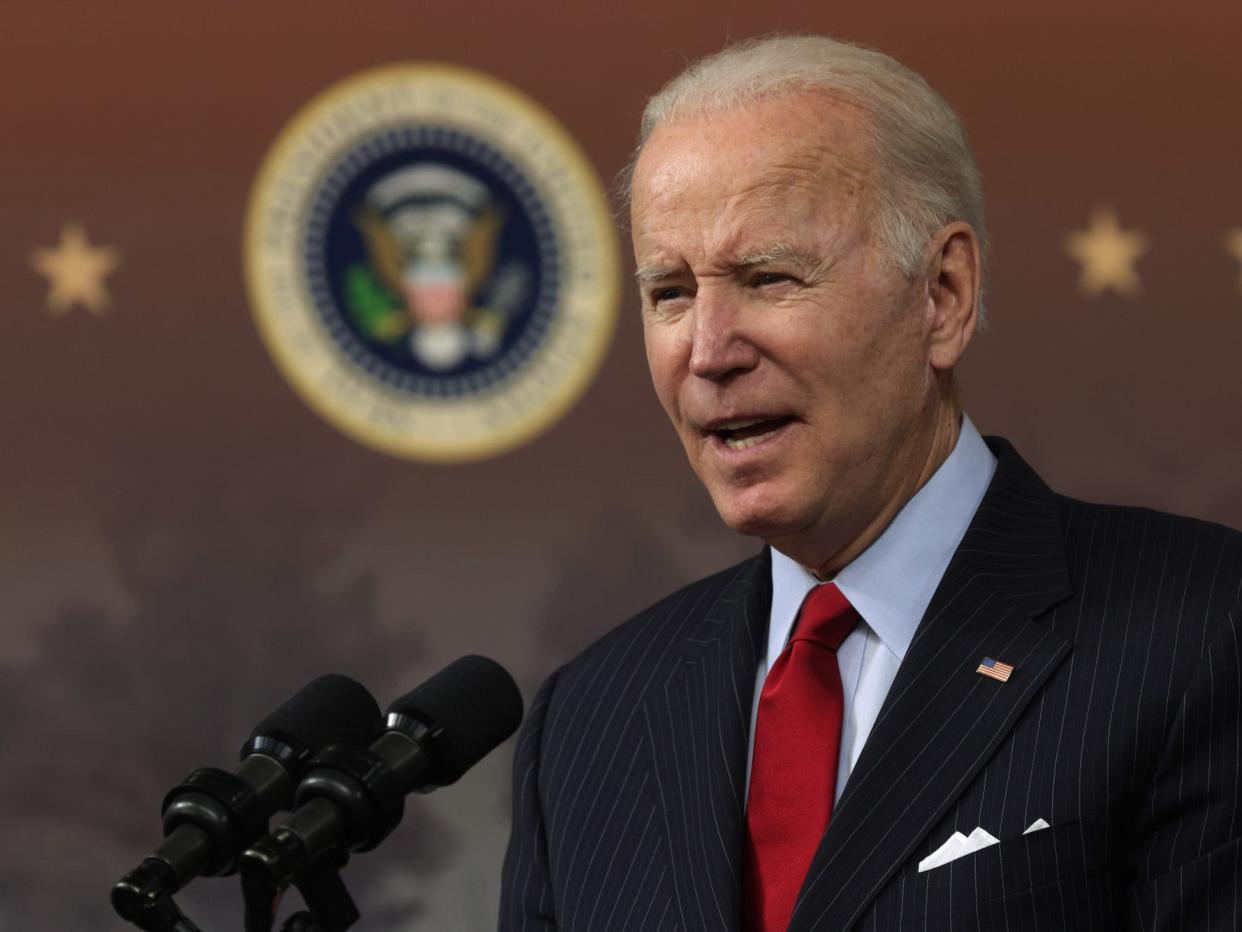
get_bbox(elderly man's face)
[631,93,948,568]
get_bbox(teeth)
[710,416,789,450]
[723,434,769,450]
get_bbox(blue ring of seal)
[302,124,561,398]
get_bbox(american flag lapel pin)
[976,656,1015,682]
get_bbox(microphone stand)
[242,846,359,932]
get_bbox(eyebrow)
[633,245,821,285]
[634,263,684,285]
[735,244,819,269]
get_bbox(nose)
[687,288,759,381]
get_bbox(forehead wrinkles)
[634,145,871,272]
[632,99,876,261]
[727,145,868,219]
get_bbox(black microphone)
[112,674,381,924]
[240,655,523,889]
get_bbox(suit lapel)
[641,552,770,932]
[790,439,1076,931]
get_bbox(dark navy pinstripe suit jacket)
[501,439,1242,930]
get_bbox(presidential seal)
[244,65,619,461]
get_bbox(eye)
[652,285,687,303]
[750,271,794,287]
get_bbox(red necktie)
[744,582,859,932]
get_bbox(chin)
[711,489,809,542]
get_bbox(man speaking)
[501,35,1242,930]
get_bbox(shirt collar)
[767,415,997,663]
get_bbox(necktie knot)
[791,582,857,651]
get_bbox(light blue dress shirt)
[747,415,997,802]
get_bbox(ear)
[923,221,981,371]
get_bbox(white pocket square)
[918,819,1052,873]
[918,826,999,872]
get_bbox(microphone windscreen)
[388,655,524,784]
[250,673,382,759]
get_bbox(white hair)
[628,34,988,321]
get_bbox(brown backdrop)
[3,2,1241,928]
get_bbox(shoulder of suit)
[545,551,767,711]
[985,437,1242,596]
[1054,495,1242,575]
[1050,494,1242,648]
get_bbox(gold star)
[30,221,121,316]
[1064,207,1148,298]
[1225,228,1242,295]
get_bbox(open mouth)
[709,417,795,451]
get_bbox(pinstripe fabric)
[501,438,1242,930]
[501,555,769,931]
